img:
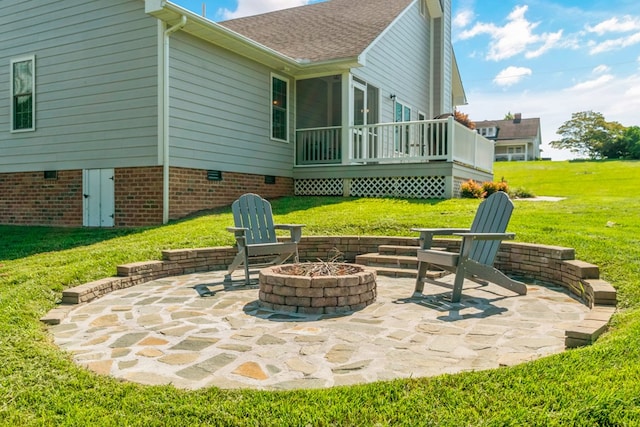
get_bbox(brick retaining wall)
[46,236,616,348]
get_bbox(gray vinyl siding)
[0,0,158,173]
[353,2,432,123]
[167,32,294,178]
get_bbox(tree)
[599,121,628,159]
[550,111,624,159]
[453,109,475,129]
[619,126,640,159]
[504,112,514,120]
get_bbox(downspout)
[161,16,187,224]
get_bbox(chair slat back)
[232,193,277,245]
[468,191,514,265]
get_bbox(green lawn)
[1,160,639,426]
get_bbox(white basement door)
[82,169,115,227]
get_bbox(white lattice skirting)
[295,176,446,198]
[295,178,344,196]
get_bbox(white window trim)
[394,99,411,122]
[478,126,497,138]
[10,55,36,133]
[270,72,289,143]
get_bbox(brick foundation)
[115,167,164,227]
[0,170,83,226]
[169,167,293,220]
[0,166,293,227]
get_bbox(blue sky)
[173,0,640,160]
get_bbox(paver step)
[378,245,420,256]
[365,265,448,279]
[355,253,418,269]
[367,266,417,278]
[378,245,450,256]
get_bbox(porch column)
[341,72,351,165]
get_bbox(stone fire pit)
[258,263,377,314]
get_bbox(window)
[10,56,35,132]
[478,127,497,138]
[394,100,411,152]
[395,101,411,123]
[271,74,289,142]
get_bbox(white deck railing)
[295,117,494,171]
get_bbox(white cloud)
[493,66,533,87]
[567,74,614,91]
[219,0,314,20]
[453,9,474,28]
[525,30,563,58]
[458,5,564,61]
[586,15,640,35]
[589,31,640,54]
[593,64,611,74]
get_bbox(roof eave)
[452,50,467,106]
[145,0,360,77]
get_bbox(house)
[0,0,494,227]
[475,113,542,161]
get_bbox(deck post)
[343,178,351,197]
[447,115,455,162]
[445,175,454,198]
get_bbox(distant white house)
[0,0,493,227]
[475,114,542,161]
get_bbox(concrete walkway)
[50,271,589,390]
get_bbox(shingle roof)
[219,0,413,63]
[475,117,540,141]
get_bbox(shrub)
[454,109,476,130]
[460,179,483,198]
[511,187,536,198]
[461,179,509,199]
[482,179,509,197]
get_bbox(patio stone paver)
[50,271,590,391]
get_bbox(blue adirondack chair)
[412,191,527,303]
[226,193,305,285]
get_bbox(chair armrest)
[274,224,305,243]
[226,226,248,248]
[226,226,248,235]
[454,233,515,259]
[453,232,515,241]
[411,227,470,249]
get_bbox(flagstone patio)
[48,270,593,390]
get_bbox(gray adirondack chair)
[226,193,305,285]
[412,191,527,303]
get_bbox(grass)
[1,160,640,425]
